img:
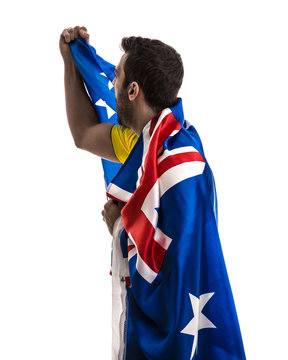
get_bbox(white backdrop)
[1,0,287,359]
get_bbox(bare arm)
[59,26,119,162]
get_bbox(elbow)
[73,136,83,149]
[73,128,91,150]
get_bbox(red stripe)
[128,211,166,273]
[122,111,183,276]
[156,116,181,153]
[125,277,131,287]
[158,152,205,178]
[128,245,135,253]
[149,112,161,136]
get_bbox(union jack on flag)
[70,39,246,359]
[108,106,207,283]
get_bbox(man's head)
[120,36,184,112]
[113,36,184,133]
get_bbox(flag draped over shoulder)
[69,39,245,359]
[107,100,246,359]
[69,39,121,186]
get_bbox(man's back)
[107,99,245,359]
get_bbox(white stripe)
[136,253,158,283]
[159,161,206,197]
[157,146,199,164]
[142,120,151,163]
[136,121,151,188]
[141,157,204,252]
[136,166,143,190]
[168,129,180,137]
[140,181,172,250]
[107,183,133,202]
[127,235,137,261]
[127,234,137,260]
[128,232,157,283]
[154,227,172,250]
[127,236,134,247]
[150,108,172,143]
[128,247,137,261]
[136,108,172,189]
[141,180,160,228]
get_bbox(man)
[60,26,245,359]
[60,26,162,223]
[59,25,184,234]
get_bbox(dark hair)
[121,36,184,112]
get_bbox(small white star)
[95,99,116,119]
[108,80,113,90]
[99,72,113,90]
[181,292,216,360]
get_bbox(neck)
[132,100,158,136]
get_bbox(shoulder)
[111,125,138,164]
[111,125,138,147]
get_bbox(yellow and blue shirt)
[111,125,138,164]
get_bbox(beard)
[115,87,134,129]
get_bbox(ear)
[127,82,140,101]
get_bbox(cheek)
[114,83,119,98]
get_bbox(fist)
[59,26,90,61]
[102,200,125,235]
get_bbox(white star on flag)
[100,72,114,90]
[95,99,116,119]
[181,292,216,360]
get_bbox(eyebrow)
[114,68,119,76]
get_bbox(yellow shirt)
[111,125,138,164]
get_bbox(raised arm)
[59,26,119,162]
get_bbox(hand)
[59,26,90,62]
[102,200,125,235]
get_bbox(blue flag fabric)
[107,99,246,359]
[69,39,245,359]
[69,39,121,186]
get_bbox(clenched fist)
[59,26,90,61]
[102,200,125,235]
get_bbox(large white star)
[181,292,216,360]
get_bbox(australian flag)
[70,39,246,359]
[69,39,121,186]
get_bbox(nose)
[112,77,116,86]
